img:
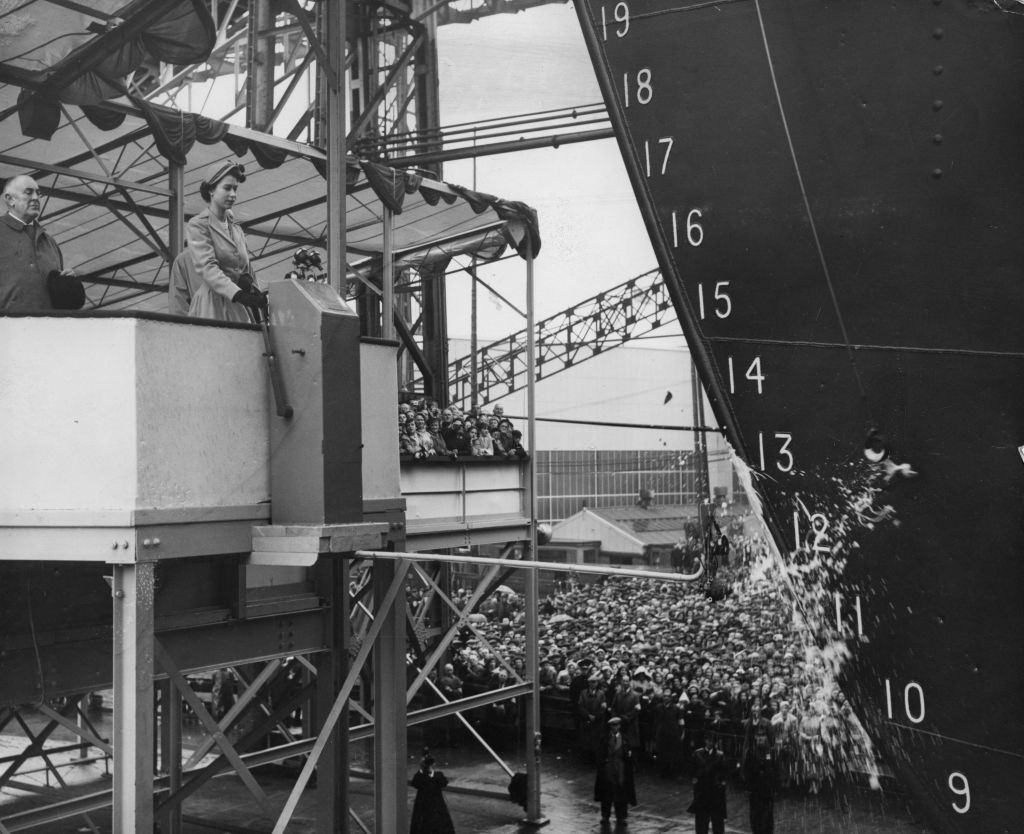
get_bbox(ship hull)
[572,1,1024,830]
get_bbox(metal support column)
[470,264,478,408]
[168,162,184,256]
[691,356,710,502]
[421,261,449,405]
[325,0,347,295]
[112,562,155,833]
[156,681,170,826]
[372,557,407,832]
[382,207,395,341]
[157,679,183,834]
[411,0,443,178]
[316,556,350,833]
[248,0,275,130]
[523,248,547,825]
[166,159,185,314]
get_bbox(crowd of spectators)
[440,556,874,795]
[399,399,527,460]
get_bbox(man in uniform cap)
[688,730,730,834]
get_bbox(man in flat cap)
[594,716,636,825]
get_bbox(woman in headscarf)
[187,161,265,322]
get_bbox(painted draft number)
[600,2,630,39]
[792,507,831,552]
[671,209,703,247]
[948,772,970,814]
[728,355,764,394]
[623,68,653,106]
[834,593,864,636]
[885,679,925,724]
[698,281,731,320]
[759,432,792,473]
[643,137,673,177]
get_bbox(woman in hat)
[187,160,264,323]
[409,753,455,834]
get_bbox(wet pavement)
[1,718,935,833]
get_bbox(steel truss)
[147,0,438,159]
[0,544,702,831]
[414,266,672,406]
[0,694,110,834]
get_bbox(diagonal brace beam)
[405,558,508,705]
[182,659,282,770]
[154,640,272,816]
[35,703,111,756]
[271,558,411,834]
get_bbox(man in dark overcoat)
[610,672,642,753]
[742,719,777,834]
[688,732,729,834]
[594,716,637,824]
[578,673,607,761]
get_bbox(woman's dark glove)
[232,289,268,312]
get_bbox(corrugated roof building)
[545,502,700,569]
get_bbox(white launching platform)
[0,314,530,561]
[0,315,270,562]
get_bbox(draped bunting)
[131,97,229,166]
[495,200,542,259]
[358,167,542,260]
[0,1,216,97]
[80,104,127,132]
[6,1,216,139]
[16,88,60,140]
[310,157,362,189]
[448,184,498,215]
[420,186,458,207]
[361,160,408,214]
[222,132,289,170]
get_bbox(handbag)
[47,269,85,310]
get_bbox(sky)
[432,3,704,454]
[435,3,685,348]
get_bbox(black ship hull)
[572,1,1024,831]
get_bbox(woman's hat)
[200,161,246,201]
